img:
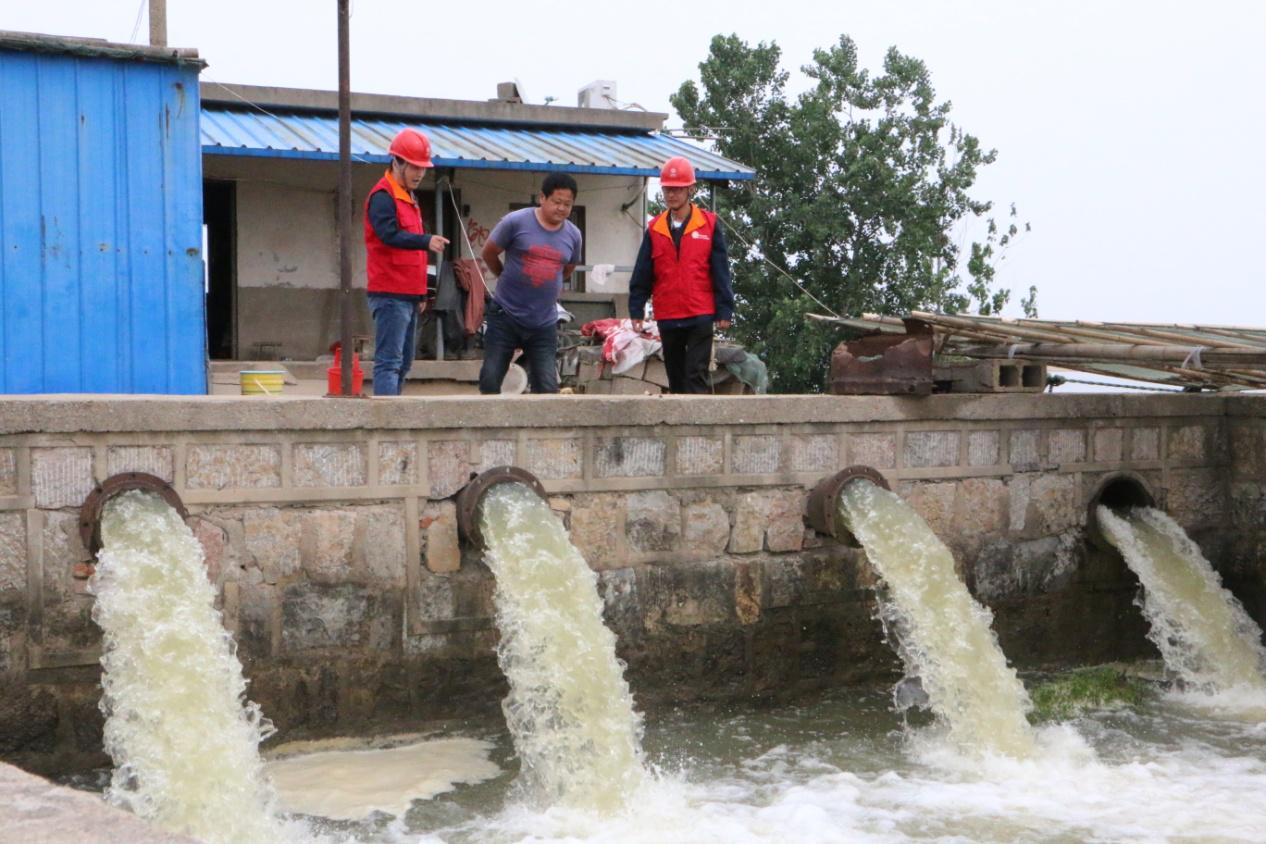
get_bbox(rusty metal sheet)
[828,329,934,395]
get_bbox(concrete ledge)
[0,393,1242,435]
[0,762,195,843]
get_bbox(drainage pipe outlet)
[1085,471,1158,548]
[805,465,891,545]
[77,472,191,578]
[455,466,549,550]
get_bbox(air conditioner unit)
[578,80,616,109]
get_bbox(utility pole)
[149,0,167,47]
[337,0,354,395]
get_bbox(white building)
[199,83,755,362]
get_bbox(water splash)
[838,481,1036,756]
[1097,505,1266,706]
[92,491,282,842]
[479,483,645,811]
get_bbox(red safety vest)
[647,205,717,320]
[363,171,428,296]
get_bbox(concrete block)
[790,434,838,473]
[0,513,24,594]
[595,437,665,478]
[31,447,94,508]
[476,439,516,473]
[901,481,957,540]
[106,446,174,483]
[378,441,418,485]
[730,489,804,554]
[244,508,301,584]
[904,431,960,468]
[1026,473,1080,535]
[186,444,281,490]
[732,435,781,474]
[676,436,724,475]
[1168,425,1206,463]
[1230,425,1260,477]
[428,440,472,498]
[682,501,730,556]
[1093,428,1124,463]
[848,433,896,469]
[1009,430,1041,468]
[294,443,366,487]
[422,500,460,574]
[525,438,583,480]
[643,358,670,388]
[954,477,1008,548]
[280,583,370,651]
[1131,427,1160,461]
[362,507,407,586]
[41,512,88,600]
[641,561,734,627]
[0,450,14,496]
[190,518,228,586]
[1168,468,1226,528]
[569,493,628,569]
[300,509,357,584]
[1048,429,1086,464]
[625,490,681,552]
[967,431,1000,467]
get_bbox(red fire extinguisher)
[326,341,365,396]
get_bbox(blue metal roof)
[200,105,756,181]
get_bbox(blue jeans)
[368,295,419,396]
[478,301,559,394]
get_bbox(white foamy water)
[394,690,1266,844]
[265,736,500,820]
[478,482,646,811]
[92,491,282,842]
[1098,505,1266,710]
[837,481,1036,757]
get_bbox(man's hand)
[428,235,450,253]
[715,319,732,330]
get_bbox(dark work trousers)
[478,301,559,394]
[660,321,714,394]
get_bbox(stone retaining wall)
[0,393,1254,774]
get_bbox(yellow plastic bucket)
[240,370,285,396]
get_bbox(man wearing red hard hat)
[629,156,735,394]
[362,128,450,396]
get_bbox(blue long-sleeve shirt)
[628,207,734,327]
[368,189,433,251]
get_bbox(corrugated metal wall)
[0,49,206,393]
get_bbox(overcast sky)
[6,1,1265,325]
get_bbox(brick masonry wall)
[0,394,1249,773]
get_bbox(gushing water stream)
[92,491,281,842]
[1098,505,1266,704]
[837,480,1037,756]
[478,482,646,811]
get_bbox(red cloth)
[646,206,718,319]
[452,258,488,337]
[362,172,428,295]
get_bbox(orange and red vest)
[363,172,428,296]
[647,205,717,320]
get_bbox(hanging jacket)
[363,171,429,296]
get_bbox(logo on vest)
[690,231,711,240]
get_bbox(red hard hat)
[388,128,433,168]
[660,156,696,187]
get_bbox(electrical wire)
[127,0,146,43]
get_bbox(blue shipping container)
[0,35,206,393]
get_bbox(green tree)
[672,34,1036,393]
